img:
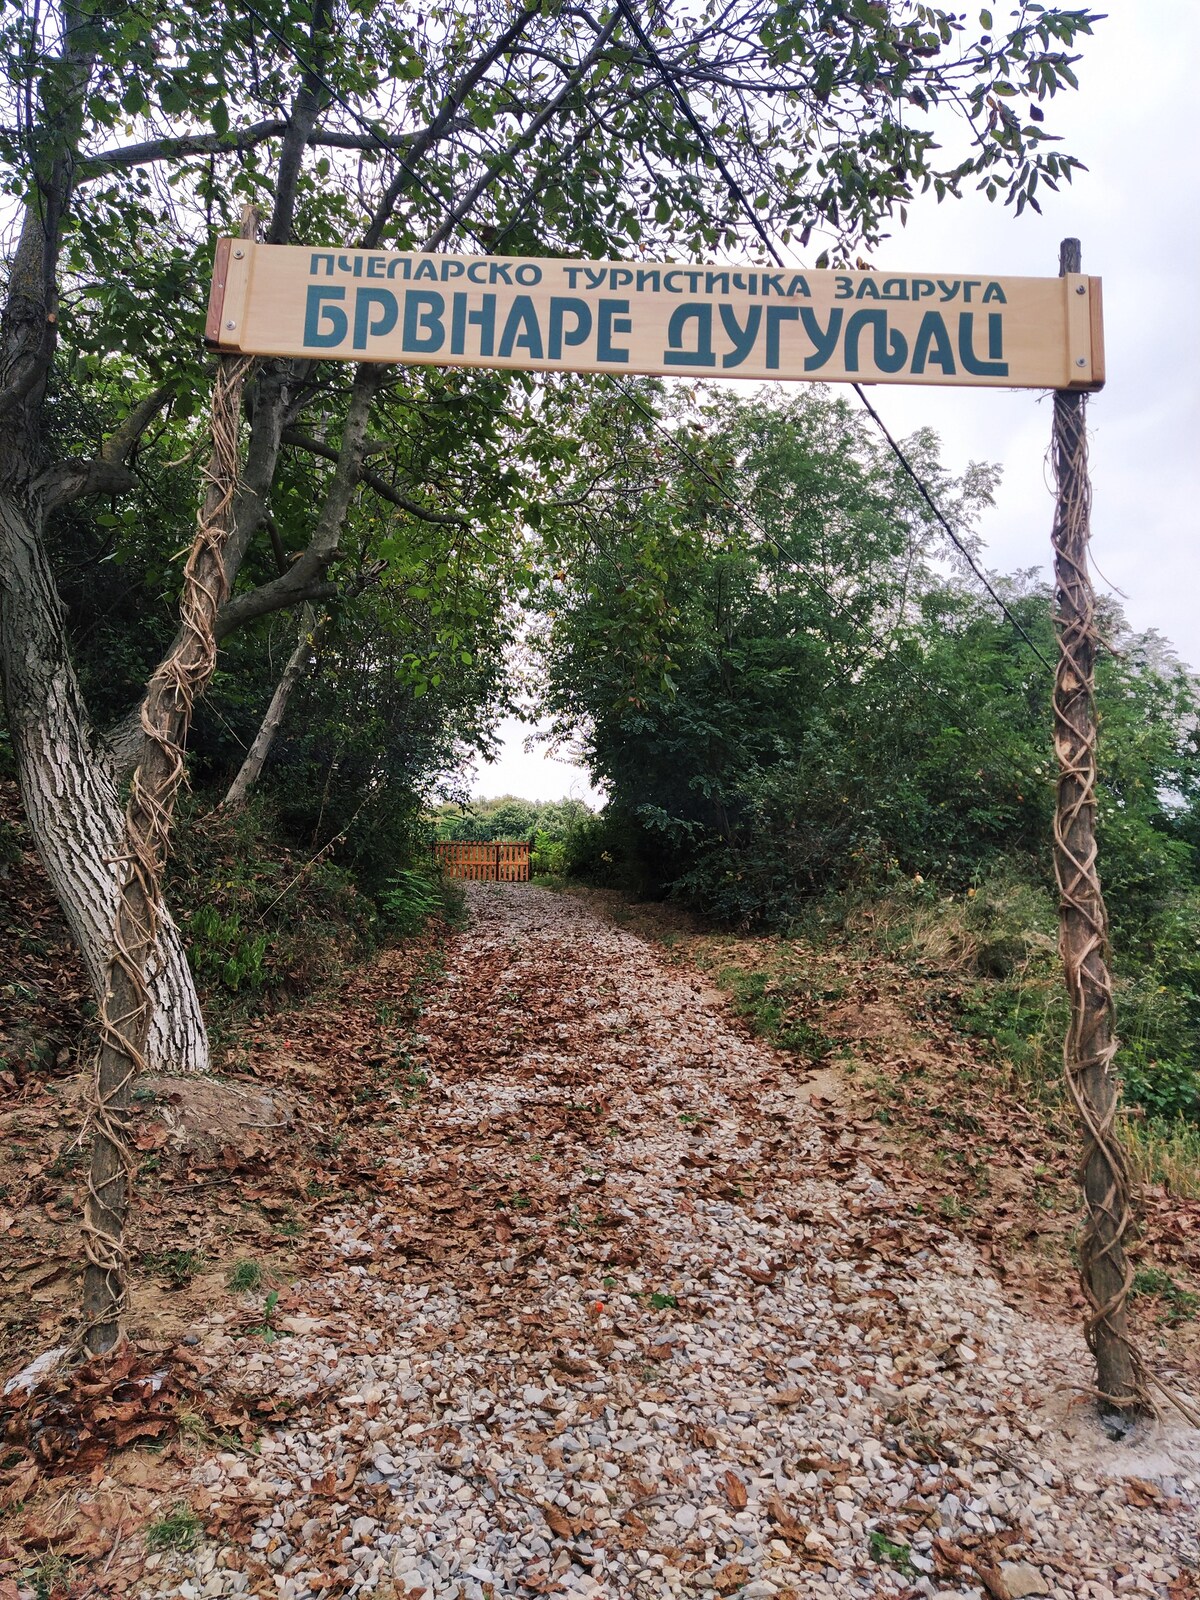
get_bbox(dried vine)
[80,345,253,1352]
[1050,246,1144,1417]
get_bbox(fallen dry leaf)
[719,1468,748,1510]
[541,1504,573,1540]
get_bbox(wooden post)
[1050,238,1144,1424]
[81,213,256,1353]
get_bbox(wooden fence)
[434,840,531,882]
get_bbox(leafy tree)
[0,0,1101,1070]
[430,794,593,843]
[535,385,1200,1120]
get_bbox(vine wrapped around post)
[80,300,254,1353]
[1050,237,1145,1422]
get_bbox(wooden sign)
[207,241,1104,390]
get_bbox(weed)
[227,1259,263,1293]
[1130,1268,1199,1325]
[146,1505,202,1554]
[176,1408,244,1453]
[868,1529,915,1576]
[254,1290,283,1342]
[1122,1114,1200,1201]
[185,904,268,994]
[143,1248,204,1288]
[276,1217,303,1238]
[46,1145,84,1180]
[938,1195,970,1221]
[647,1291,678,1310]
[379,868,443,936]
[602,1276,618,1289]
[25,1552,75,1600]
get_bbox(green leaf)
[122,80,147,116]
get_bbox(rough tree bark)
[0,497,209,1072]
[0,53,209,1072]
[0,0,335,1068]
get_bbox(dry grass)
[1123,1115,1200,1202]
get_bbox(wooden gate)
[434,840,531,882]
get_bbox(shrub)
[168,795,379,1016]
[531,829,566,877]
[184,905,268,994]
[379,867,444,935]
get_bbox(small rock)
[1001,1562,1050,1599]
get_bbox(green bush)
[379,868,444,935]
[530,829,566,877]
[184,905,268,994]
[168,795,378,1015]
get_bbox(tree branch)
[81,119,289,178]
[421,7,621,253]
[216,366,380,640]
[36,384,176,513]
[100,384,176,464]
[81,118,466,182]
[363,2,545,249]
[280,428,466,526]
[267,0,329,245]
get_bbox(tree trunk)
[224,605,322,809]
[0,492,209,1074]
[82,346,251,1352]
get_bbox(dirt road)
[141,884,1199,1600]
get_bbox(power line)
[238,1,1047,683]
[848,384,1054,673]
[613,0,1055,677]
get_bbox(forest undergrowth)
[0,777,456,1376]
[567,884,1200,1380]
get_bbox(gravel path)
[143,884,1199,1600]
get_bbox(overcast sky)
[474,0,1200,804]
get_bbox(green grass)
[1130,1267,1200,1325]
[226,1258,263,1293]
[24,1553,75,1600]
[145,1505,202,1554]
[718,967,836,1060]
[868,1529,915,1576]
[143,1248,204,1287]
